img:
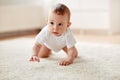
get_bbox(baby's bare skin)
[29,54,77,66]
[29,43,77,66]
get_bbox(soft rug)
[0,37,120,80]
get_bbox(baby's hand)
[29,56,40,62]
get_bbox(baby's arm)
[29,42,42,62]
[59,46,78,66]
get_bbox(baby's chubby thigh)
[38,45,51,58]
[62,46,68,53]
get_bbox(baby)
[29,3,78,66]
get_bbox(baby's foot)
[59,58,73,66]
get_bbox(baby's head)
[51,3,71,22]
[47,3,71,36]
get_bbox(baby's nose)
[53,26,58,32]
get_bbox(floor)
[0,32,120,80]
[75,33,120,44]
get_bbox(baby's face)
[47,11,70,36]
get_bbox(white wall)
[0,0,45,33]
[110,0,120,34]
[0,0,41,5]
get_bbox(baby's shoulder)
[65,28,72,34]
[42,25,48,31]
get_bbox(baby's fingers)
[29,56,40,62]
[29,57,34,62]
[35,57,40,62]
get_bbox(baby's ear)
[67,22,71,27]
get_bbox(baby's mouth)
[52,32,60,36]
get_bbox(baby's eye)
[50,22,54,25]
[58,23,62,26]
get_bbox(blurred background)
[0,0,120,42]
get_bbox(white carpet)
[0,37,120,80]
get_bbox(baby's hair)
[51,3,71,21]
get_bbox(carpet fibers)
[0,37,120,80]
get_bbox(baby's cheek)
[48,26,52,30]
[48,27,52,32]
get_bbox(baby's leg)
[62,46,68,53]
[29,44,51,62]
[38,45,51,58]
